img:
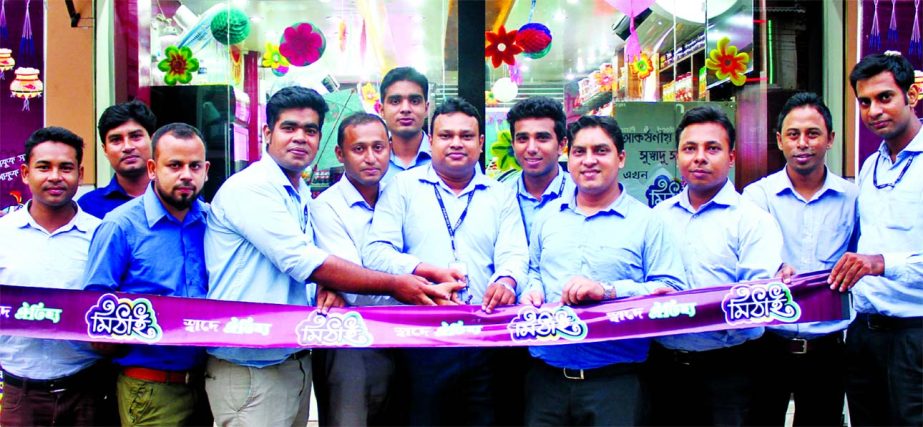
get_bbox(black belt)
[858,313,923,330]
[766,331,844,355]
[537,360,639,381]
[657,340,756,367]
[1,366,95,392]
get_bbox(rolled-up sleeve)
[83,220,130,292]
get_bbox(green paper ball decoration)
[210,7,251,45]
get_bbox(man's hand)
[482,278,516,313]
[413,263,466,284]
[829,253,885,292]
[431,281,463,305]
[561,276,605,305]
[315,285,346,315]
[522,290,545,307]
[650,287,674,296]
[392,274,465,306]
[776,263,797,284]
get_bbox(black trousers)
[401,347,495,426]
[845,314,923,427]
[312,348,401,426]
[647,341,758,426]
[524,359,644,426]
[747,331,846,426]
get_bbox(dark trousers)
[524,359,644,426]
[491,347,529,426]
[312,348,400,426]
[402,347,495,426]
[747,332,846,426]
[845,314,923,427]
[0,363,118,427]
[647,341,758,426]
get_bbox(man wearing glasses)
[829,51,922,426]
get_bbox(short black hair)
[507,97,567,142]
[266,86,330,130]
[97,100,157,145]
[676,105,736,150]
[849,52,916,95]
[430,97,482,134]
[25,126,85,165]
[381,67,429,100]
[150,122,206,159]
[337,112,389,147]
[776,92,834,134]
[565,115,625,153]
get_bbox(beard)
[156,182,198,212]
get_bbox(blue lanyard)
[517,174,566,243]
[432,184,475,261]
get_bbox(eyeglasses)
[873,152,916,189]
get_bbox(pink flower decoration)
[279,22,326,67]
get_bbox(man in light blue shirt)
[521,115,685,426]
[0,127,112,426]
[363,97,528,425]
[829,52,923,427]
[311,112,400,426]
[84,123,213,426]
[649,106,784,426]
[743,93,857,426]
[204,87,457,426]
[380,67,432,182]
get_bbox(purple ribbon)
[0,271,848,348]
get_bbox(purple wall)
[0,0,44,210]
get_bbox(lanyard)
[432,184,476,261]
[517,174,567,243]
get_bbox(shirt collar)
[141,184,207,228]
[677,179,739,213]
[335,175,379,210]
[559,184,629,218]
[767,166,848,198]
[12,201,95,234]
[257,154,310,199]
[391,133,432,165]
[878,124,923,160]
[420,163,491,194]
[517,165,568,200]
[102,175,131,197]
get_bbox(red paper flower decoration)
[485,26,523,68]
[705,37,750,86]
[280,22,326,67]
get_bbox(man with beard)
[84,122,212,426]
[829,51,922,426]
[79,100,156,218]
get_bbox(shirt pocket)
[886,190,920,231]
[815,213,853,264]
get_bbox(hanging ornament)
[0,0,7,44]
[705,37,750,86]
[9,67,43,111]
[596,63,614,92]
[210,7,250,45]
[0,48,13,79]
[631,52,653,80]
[910,0,921,58]
[261,42,290,76]
[606,0,656,61]
[279,22,326,67]
[337,19,348,53]
[887,0,898,46]
[157,46,200,85]
[516,23,552,60]
[491,77,519,103]
[508,63,523,85]
[485,90,499,107]
[19,0,34,62]
[485,26,523,68]
[870,0,881,51]
[229,45,243,86]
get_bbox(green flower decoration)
[158,46,200,86]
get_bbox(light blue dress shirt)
[205,156,329,367]
[654,180,784,351]
[853,129,923,318]
[362,164,529,303]
[0,203,102,380]
[382,134,432,183]
[743,167,858,339]
[312,176,395,306]
[84,185,209,371]
[507,165,575,241]
[527,188,687,369]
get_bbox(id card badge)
[448,261,473,304]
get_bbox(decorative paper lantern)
[485,26,523,68]
[9,67,43,111]
[279,22,326,67]
[491,77,518,103]
[210,7,250,45]
[516,23,552,59]
[0,48,14,79]
[261,42,290,77]
[157,46,200,86]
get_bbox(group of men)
[0,52,919,427]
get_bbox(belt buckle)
[562,368,584,380]
[791,338,808,355]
